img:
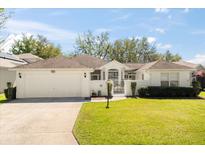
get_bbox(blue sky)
[4,8,205,64]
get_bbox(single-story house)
[0,53,42,92]
[12,54,196,98]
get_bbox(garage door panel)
[24,71,82,97]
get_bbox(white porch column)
[101,68,106,80]
[121,68,125,80]
[105,68,108,81]
[118,68,121,84]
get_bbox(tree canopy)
[74,31,181,63]
[11,34,62,59]
[0,8,9,45]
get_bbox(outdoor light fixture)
[18,73,22,78]
[84,73,87,78]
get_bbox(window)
[124,71,136,80]
[91,70,101,80]
[161,73,169,87]
[170,81,179,87]
[161,81,169,87]
[91,74,100,80]
[160,72,179,87]
[108,72,118,80]
[169,73,179,87]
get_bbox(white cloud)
[5,19,77,42]
[129,36,156,44]
[94,28,112,34]
[113,14,131,21]
[183,8,189,13]
[191,30,205,35]
[155,8,169,13]
[155,28,165,34]
[147,37,156,44]
[157,43,172,50]
[187,54,205,65]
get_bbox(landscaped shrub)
[131,82,137,97]
[192,80,201,96]
[4,82,16,100]
[138,86,200,98]
[138,88,147,97]
[107,80,113,97]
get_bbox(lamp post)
[106,80,112,109]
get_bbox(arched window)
[108,69,118,80]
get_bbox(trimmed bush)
[138,88,148,97]
[192,81,201,96]
[131,82,137,97]
[107,80,113,98]
[138,86,200,98]
[4,82,16,100]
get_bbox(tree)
[136,37,159,63]
[11,34,62,59]
[162,50,181,62]
[75,31,111,59]
[0,8,10,46]
[74,31,181,63]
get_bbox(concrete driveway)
[0,100,82,144]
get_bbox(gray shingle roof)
[125,63,144,70]
[71,54,107,69]
[17,53,43,64]
[139,60,194,70]
[15,54,107,69]
[173,60,198,69]
[15,56,87,69]
[15,54,195,70]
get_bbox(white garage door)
[23,71,82,97]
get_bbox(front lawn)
[73,98,205,144]
[199,91,205,98]
[0,93,7,103]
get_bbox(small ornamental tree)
[131,82,137,97]
[106,80,112,109]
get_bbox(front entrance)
[108,69,124,94]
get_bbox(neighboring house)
[175,60,205,89]
[0,53,42,92]
[13,54,196,98]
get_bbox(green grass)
[0,93,7,103]
[73,98,205,145]
[199,91,205,98]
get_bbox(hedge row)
[138,86,200,98]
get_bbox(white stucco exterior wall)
[90,80,107,96]
[0,68,16,93]
[149,70,193,87]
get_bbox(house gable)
[99,60,130,70]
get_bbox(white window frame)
[91,74,100,80]
[124,71,136,80]
[160,72,179,87]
